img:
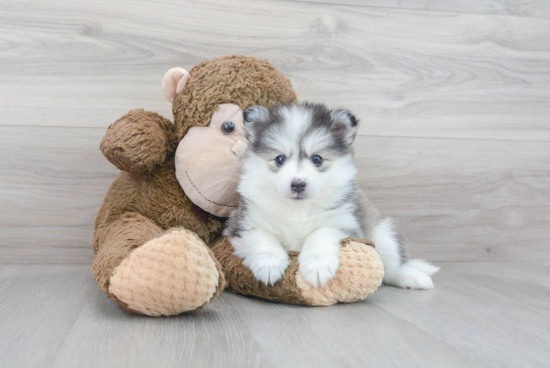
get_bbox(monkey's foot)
[109,229,224,316]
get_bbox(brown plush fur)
[100,110,177,174]
[92,55,298,315]
[172,55,298,140]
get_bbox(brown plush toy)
[92,55,384,316]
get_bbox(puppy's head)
[240,102,358,208]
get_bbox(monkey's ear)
[243,106,269,143]
[162,67,191,103]
[330,108,359,145]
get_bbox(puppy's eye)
[275,155,286,167]
[221,121,235,135]
[312,155,324,167]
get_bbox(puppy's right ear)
[330,108,359,145]
[243,106,269,143]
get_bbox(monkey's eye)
[221,121,235,135]
[275,155,286,167]
[312,155,324,167]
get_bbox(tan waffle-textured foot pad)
[296,240,385,306]
[109,229,221,316]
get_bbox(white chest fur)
[245,201,361,252]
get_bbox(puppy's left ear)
[330,108,359,145]
[243,106,269,143]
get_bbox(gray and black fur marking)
[243,102,355,159]
[223,199,248,238]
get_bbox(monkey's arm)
[100,109,176,173]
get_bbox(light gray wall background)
[1,0,549,264]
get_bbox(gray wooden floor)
[1,261,549,368]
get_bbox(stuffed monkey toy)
[92,55,384,316]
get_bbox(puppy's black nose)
[291,181,306,193]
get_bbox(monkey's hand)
[100,109,176,173]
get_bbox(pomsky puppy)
[224,102,439,289]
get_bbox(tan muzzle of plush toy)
[175,103,249,217]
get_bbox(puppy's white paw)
[299,253,340,288]
[389,261,437,290]
[243,252,290,286]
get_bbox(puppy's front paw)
[244,252,290,286]
[299,253,340,288]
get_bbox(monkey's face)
[175,103,249,217]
